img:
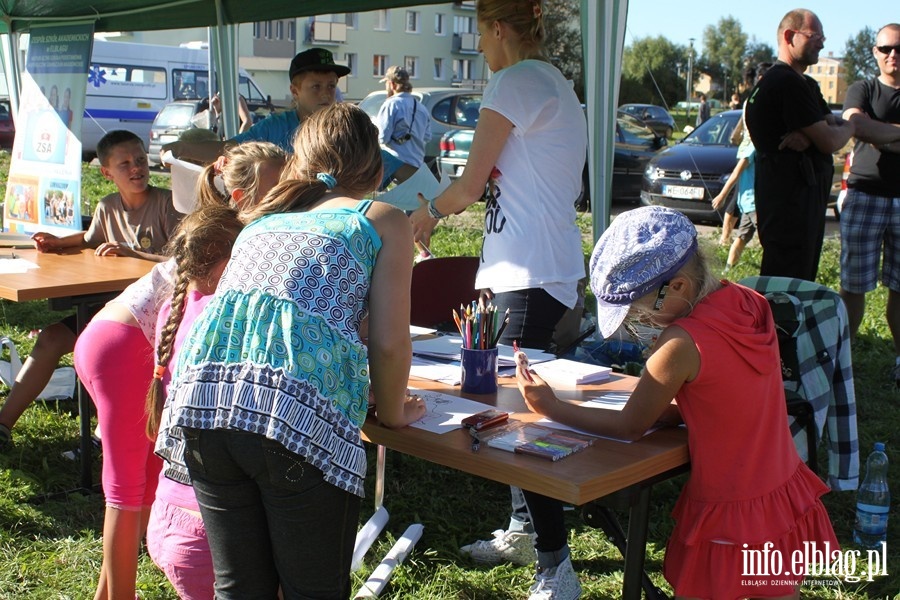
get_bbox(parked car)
[618,103,676,139]
[640,109,743,222]
[147,99,211,166]
[437,110,666,209]
[0,98,14,148]
[358,87,482,162]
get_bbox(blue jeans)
[183,428,360,600]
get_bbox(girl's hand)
[515,367,557,417]
[401,393,426,425]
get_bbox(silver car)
[358,87,482,162]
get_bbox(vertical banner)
[3,24,94,235]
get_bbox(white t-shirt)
[107,258,177,344]
[475,60,586,308]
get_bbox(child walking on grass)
[517,205,839,600]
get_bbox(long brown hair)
[239,103,382,223]
[145,205,243,439]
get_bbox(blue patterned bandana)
[589,206,698,338]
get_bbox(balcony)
[308,20,347,45]
[452,32,479,54]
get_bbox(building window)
[454,15,475,34]
[344,13,358,29]
[264,21,272,39]
[435,13,447,36]
[374,10,389,31]
[434,57,445,79]
[276,21,284,39]
[404,56,419,78]
[345,52,357,77]
[373,54,388,78]
[253,22,261,38]
[453,58,475,81]
[288,21,296,41]
[406,11,420,33]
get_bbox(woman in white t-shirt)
[410,1,586,598]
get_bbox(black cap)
[289,48,351,81]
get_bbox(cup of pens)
[455,300,507,395]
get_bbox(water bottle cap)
[874,442,885,452]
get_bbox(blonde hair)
[145,204,243,439]
[196,141,287,211]
[477,0,547,61]
[240,103,382,223]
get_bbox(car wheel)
[574,164,590,212]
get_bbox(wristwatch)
[427,198,446,220]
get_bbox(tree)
[700,16,748,104]
[543,0,584,100]
[744,39,776,70]
[843,27,878,86]
[620,36,688,107]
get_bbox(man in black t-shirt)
[745,8,855,281]
[840,23,900,384]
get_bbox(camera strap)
[392,97,417,144]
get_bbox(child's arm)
[516,325,697,441]
[31,231,87,253]
[711,157,749,211]
[93,242,168,262]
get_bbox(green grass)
[2,154,899,597]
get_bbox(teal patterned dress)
[157,201,380,497]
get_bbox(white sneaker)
[528,556,582,600]
[459,529,536,566]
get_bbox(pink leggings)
[74,320,161,509]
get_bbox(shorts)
[736,211,757,243]
[146,498,214,600]
[839,189,900,293]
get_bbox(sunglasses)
[792,30,825,43]
[876,45,900,55]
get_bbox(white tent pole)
[583,0,628,243]
[212,0,239,139]
[1,32,22,121]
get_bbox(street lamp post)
[686,38,694,125]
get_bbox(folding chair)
[410,256,480,331]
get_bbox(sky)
[624,0,893,59]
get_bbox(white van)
[83,40,274,156]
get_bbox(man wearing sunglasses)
[745,9,855,281]
[840,23,900,385]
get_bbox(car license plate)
[663,185,704,200]
[160,134,179,145]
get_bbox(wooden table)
[0,248,155,490]
[363,373,690,600]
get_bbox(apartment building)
[804,52,847,106]
[107,2,489,104]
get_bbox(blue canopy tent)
[0,0,628,238]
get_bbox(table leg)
[623,485,670,600]
[375,444,386,511]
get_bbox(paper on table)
[376,163,451,211]
[409,356,460,386]
[409,325,436,338]
[0,257,39,274]
[536,392,664,443]
[412,335,556,365]
[406,387,496,434]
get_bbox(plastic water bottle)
[853,442,890,549]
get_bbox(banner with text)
[3,24,94,235]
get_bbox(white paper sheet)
[536,392,664,444]
[412,335,555,365]
[376,163,451,211]
[161,150,206,214]
[0,257,39,274]
[406,387,495,434]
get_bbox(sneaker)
[0,423,10,451]
[459,529,536,566]
[528,556,582,600]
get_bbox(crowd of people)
[1,2,898,599]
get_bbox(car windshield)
[155,104,198,128]
[358,92,387,118]
[682,112,740,146]
[617,113,656,144]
